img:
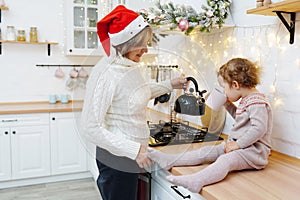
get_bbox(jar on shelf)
[30,27,38,42]
[6,26,16,41]
[17,30,26,41]
[263,0,272,6]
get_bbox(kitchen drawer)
[0,113,49,127]
[151,169,205,200]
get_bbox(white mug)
[78,67,88,78]
[205,88,227,111]
[55,67,65,78]
[69,68,79,78]
[49,94,59,104]
[60,94,70,104]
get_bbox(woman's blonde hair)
[114,26,152,56]
[217,58,262,88]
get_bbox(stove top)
[148,121,223,147]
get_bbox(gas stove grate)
[148,122,223,147]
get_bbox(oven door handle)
[171,185,191,199]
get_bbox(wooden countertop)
[148,112,300,199]
[2,102,300,199]
[156,143,300,200]
[0,101,83,114]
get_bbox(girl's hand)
[224,141,240,153]
[170,77,188,90]
[135,145,152,169]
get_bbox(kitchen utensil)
[78,67,88,78]
[66,77,78,90]
[174,77,207,116]
[69,68,79,78]
[55,67,65,78]
[78,77,88,88]
[154,93,170,105]
[205,87,227,111]
[154,67,171,105]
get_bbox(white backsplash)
[1,0,300,158]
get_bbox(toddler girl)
[148,58,273,193]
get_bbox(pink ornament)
[153,16,161,23]
[139,8,148,15]
[178,19,189,31]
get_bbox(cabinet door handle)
[4,131,9,135]
[171,185,191,199]
[52,117,56,121]
[2,119,18,122]
[12,131,16,134]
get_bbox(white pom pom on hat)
[97,5,149,56]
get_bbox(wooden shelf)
[0,40,58,45]
[247,0,300,16]
[0,6,8,10]
[247,0,300,44]
[0,6,58,55]
[0,40,59,56]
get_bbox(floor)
[0,178,102,200]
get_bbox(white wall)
[135,0,300,158]
[1,0,300,158]
[224,0,300,158]
[0,0,99,102]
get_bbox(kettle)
[174,77,207,116]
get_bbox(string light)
[184,21,300,112]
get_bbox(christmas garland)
[139,0,232,35]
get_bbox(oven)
[137,172,151,200]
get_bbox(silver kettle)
[174,77,207,116]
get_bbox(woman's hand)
[135,145,152,169]
[171,77,188,90]
[224,141,240,153]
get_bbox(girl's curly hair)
[217,58,262,88]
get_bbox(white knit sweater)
[81,56,173,160]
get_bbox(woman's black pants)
[95,147,143,200]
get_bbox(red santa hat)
[97,5,149,56]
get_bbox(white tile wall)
[1,0,300,158]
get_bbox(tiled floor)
[0,178,102,200]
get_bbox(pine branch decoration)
[139,0,232,35]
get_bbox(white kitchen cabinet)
[152,178,178,200]
[151,169,205,200]
[0,127,11,181]
[50,112,87,175]
[0,114,51,181]
[65,0,111,56]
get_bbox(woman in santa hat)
[81,5,188,200]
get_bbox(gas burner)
[148,121,223,147]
